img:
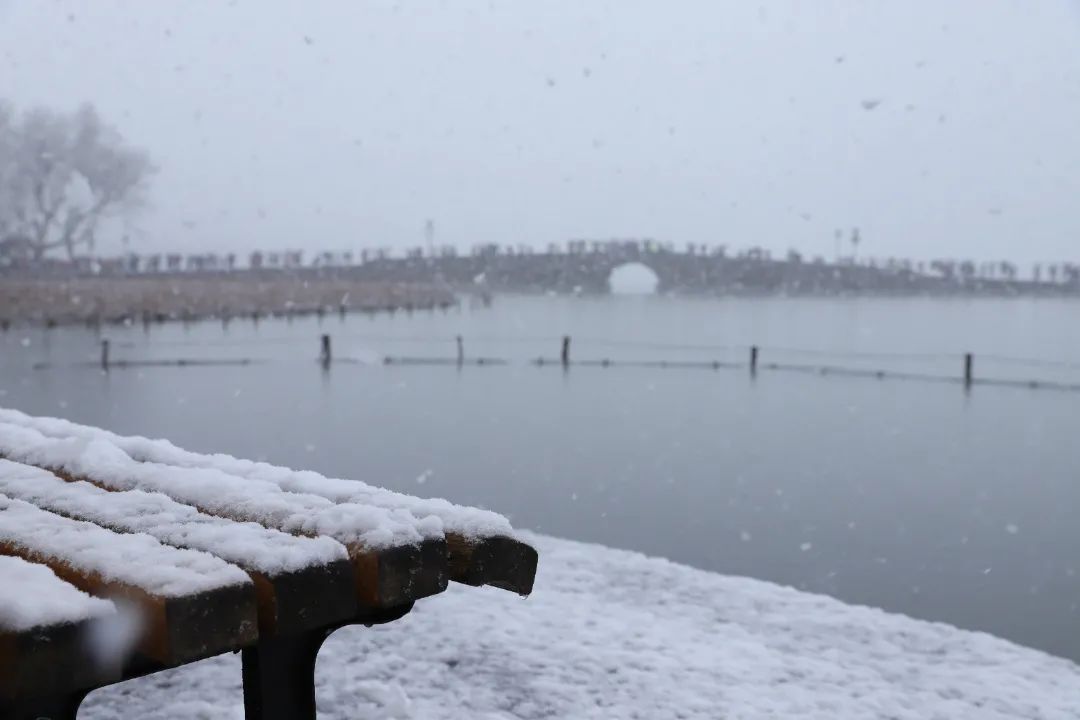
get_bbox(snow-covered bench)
[0,409,537,720]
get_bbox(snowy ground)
[83,533,1080,719]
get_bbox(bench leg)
[241,603,412,720]
[241,629,329,720]
[0,692,85,720]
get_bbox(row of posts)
[96,335,978,387]
[305,335,976,387]
[95,334,980,386]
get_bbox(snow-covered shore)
[83,532,1080,719]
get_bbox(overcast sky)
[2,1,1079,263]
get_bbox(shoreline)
[3,274,1078,331]
[0,276,457,329]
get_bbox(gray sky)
[2,1,1079,263]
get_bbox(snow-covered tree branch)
[0,101,153,261]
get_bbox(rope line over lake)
[21,331,1080,393]
[63,330,1080,369]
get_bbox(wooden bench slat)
[0,423,448,609]
[0,495,257,666]
[0,556,120,701]
[445,533,538,596]
[0,459,355,636]
[350,537,449,608]
[0,411,538,596]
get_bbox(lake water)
[2,295,1080,660]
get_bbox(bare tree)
[0,102,153,261]
[0,102,28,257]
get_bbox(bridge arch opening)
[608,262,660,295]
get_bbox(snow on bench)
[0,495,256,666]
[0,422,448,608]
[0,409,538,596]
[115,446,534,594]
[0,460,355,636]
[0,556,120,703]
[0,555,115,633]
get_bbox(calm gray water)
[2,295,1080,660]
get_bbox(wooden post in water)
[456,335,464,366]
[750,345,759,376]
[100,339,110,371]
[561,336,571,368]
[963,352,973,388]
[320,334,332,368]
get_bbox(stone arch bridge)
[10,241,1077,296]
[342,242,1036,296]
